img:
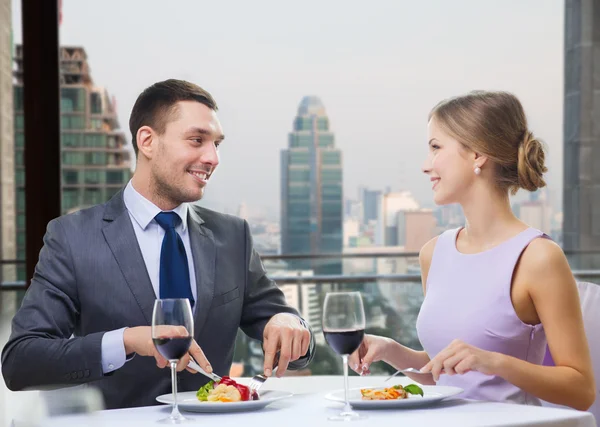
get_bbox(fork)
[247,365,278,399]
[382,367,426,382]
[382,366,446,383]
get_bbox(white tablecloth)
[29,376,597,427]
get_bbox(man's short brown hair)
[129,79,218,157]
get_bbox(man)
[1,79,315,409]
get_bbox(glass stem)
[342,354,352,413]
[170,361,181,419]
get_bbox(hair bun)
[517,131,547,192]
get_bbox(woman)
[349,91,595,409]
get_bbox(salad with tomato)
[196,376,258,402]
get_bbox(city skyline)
[9,0,564,218]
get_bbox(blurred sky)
[12,0,564,218]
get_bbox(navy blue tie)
[155,212,195,308]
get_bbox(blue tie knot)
[155,212,181,230]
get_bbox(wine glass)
[152,298,194,424]
[322,291,366,421]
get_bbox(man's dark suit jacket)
[1,190,314,409]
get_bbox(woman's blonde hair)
[429,90,547,195]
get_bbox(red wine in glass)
[153,336,193,361]
[322,292,366,421]
[323,329,365,356]
[152,298,194,424]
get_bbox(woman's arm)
[496,238,595,410]
[422,238,595,410]
[382,340,434,384]
[394,236,439,384]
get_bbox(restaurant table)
[34,376,596,427]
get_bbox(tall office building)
[563,0,600,268]
[0,0,15,296]
[398,209,436,253]
[281,96,343,274]
[378,191,419,246]
[13,45,132,280]
[361,188,381,226]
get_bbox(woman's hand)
[348,334,394,375]
[420,339,501,381]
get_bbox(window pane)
[62,133,83,147]
[16,169,25,186]
[90,92,102,114]
[62,115,86,129]
[318,134,334,147]
[15,114,24,129]
[84,134,106,148]
[289,134,314,148]
[106,170,124,184]
[84,188,103,205]
[17,232,25,247]
[317,117,329,131]
[289,169,309,181]
[62,151,85,165]
[61,87,86,112]
[294,117,313,131]
[62,189,80,211]
[63,170,79,185]
[290,151,310,165]
[107,135,118,148]
[322,151,340,164]
[86,152,107,165]
[84,170,104,184]
[15,133,24,147]
[90,118,102,130]
[73,116,85,129]
[321,168,342,181]
[61,96,74,112]
[14,86,23,111]
[16,189,25,211]
[15,150,24,166]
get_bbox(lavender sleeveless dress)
[416,227,548,405]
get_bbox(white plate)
[156,390,293,413]
[325,385,463,409]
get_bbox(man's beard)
[153,170,204,206]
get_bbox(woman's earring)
[474,166,481,175]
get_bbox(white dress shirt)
[100,181,197,373]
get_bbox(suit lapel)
[187,206,216,335]
[102,190,156,325]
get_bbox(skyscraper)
[281,96,343,274]
[361,188,381,226]
[378,191,419,246]
[0,0,15,295]
[13,45,132,280]
[563,0,600,268]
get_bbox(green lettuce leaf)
[196,380,214,401]
[403,384,424,397]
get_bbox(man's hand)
[263,313,311,378]
[123,326,212,374]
